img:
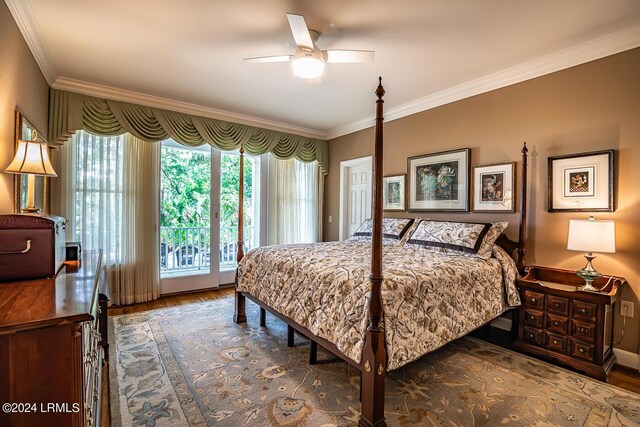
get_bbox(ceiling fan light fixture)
[292,46,325,79]
[292,57,325,79]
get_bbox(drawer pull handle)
[0,240,31,255]
[579,308,587,314]
[553,321,559,326]
[529,315,535,320]
[553,340,558,345]
[528,333,534,339]
[531,298,536,303]
[579,327,587,333]
[554,303,560,308]
[579,348,585,353]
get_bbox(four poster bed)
[233,78,529,427]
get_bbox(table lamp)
[567,216,615,292]
[4,136,57,213]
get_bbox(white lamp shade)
[4,140,57,177]
[567,218,615,253]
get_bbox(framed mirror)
[13,110,50,213]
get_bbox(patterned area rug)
[109,296,640,426]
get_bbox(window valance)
[48,89,328,174]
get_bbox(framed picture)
[472,162,515,212]
[382,174,406,211]
[408,148,470,212]
[548,149,614,212]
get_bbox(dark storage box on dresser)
[0,214,67,282]
[513,265,625,381]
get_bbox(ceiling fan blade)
[286,13,314,49]
[324,50,375,63]
[244,55,292,63]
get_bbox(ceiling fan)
[244,13,375,79]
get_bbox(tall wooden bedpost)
[517,142,528,274]
[359,77,387,427]
[233,147,247,324]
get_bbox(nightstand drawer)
[572,301,597,322]
[523,290,544,309]
[524,309,544,328]
[546,313,569,334]
[546,332,568,354]
[547,295,569,315]
[572,319,595,342]
[523,326,544,346]
[571,339,595,361]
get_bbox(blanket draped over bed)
[237,240,521,370]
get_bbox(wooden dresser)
[513,266,624,381]
[0,250,107,427]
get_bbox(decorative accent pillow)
[407,220,493,255]
[399,217,428,244]
[353,218,415,240]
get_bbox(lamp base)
[577,279,599,292]
[20,206,40,214]
[576,253,602,292]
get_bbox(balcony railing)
[160,224,255,276]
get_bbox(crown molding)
[5,0,57,84]
[52,77,326,139]
[325,23,640,140]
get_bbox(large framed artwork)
[548,150,614,212]
[408,148,470,212]
[472,162,515,212]
[382,174,406,211]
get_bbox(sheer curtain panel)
[266,156,320,245]
[61,131,160,305]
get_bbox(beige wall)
[325,48,640,355]
[0,2,50,213]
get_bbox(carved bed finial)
[376,77,385,100]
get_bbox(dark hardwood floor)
[103,287,640,426]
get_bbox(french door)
[159,141,261,293]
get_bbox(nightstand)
[513,265,625,381]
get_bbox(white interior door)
[339,156,372,240]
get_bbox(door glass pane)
[220,152,260,270]
[160,142,211,278]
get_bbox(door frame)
[338,156,373,241]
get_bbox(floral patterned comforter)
[236,239,521,370]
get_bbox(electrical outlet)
[329,216,333,223]
[620,301,634,318]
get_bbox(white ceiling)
[7,0,640,139]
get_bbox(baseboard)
[489,317,638,370]
[491,317,512,331]
[614,348,640,371]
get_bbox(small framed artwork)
[548,149,614,212]
[408,148,470,212]
[382,174,406,211]
[472,162,515,212]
